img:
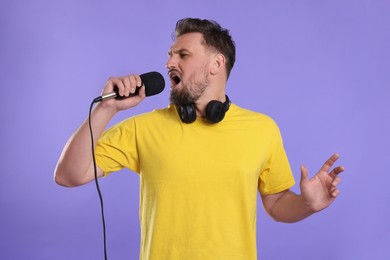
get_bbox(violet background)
[1,0,389,259]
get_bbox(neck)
[195,92,227,117]
[195,75,227,117]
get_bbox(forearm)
[54,103,116,187]
[268,191,315,223]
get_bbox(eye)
[179,53,189,58]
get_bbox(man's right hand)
[99,74,146,112]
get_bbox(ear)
[210,53,226,75]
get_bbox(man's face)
[166,32,213,106]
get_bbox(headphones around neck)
[176,95,231,124]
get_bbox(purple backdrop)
[1,0,389,259]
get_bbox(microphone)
[93,71,165,102]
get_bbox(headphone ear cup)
[205,100,226,123]
[179,104,197,124]
[176,95,230,124]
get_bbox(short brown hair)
[173,18,236,78]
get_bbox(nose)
[165,55,177,70]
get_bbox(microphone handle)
[94,85,143,103]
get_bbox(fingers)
[332,175,341,186]
[107,74,143,98]
[330,188,340,198]
[138,84,146,98]
[329,165,345,178]
[330,174,341,198]
[320,153,340,173]
[300,165,309,184]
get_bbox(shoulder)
[228,104,279,129]
[133,105,177,123]
[113,105,180,132]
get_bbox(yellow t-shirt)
[95,104,295,260]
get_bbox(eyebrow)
[168,48,190,56]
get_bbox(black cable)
[88,100,108,260]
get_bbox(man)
[55,18,344,260]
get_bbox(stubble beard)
[170,69,209,106]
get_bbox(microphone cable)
[85,72,164,259]
[88,99,108,260]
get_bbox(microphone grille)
[140,71,165,96]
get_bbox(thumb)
[300,165,309,185]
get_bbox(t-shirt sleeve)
[258,121,295,195]
[94,117,140,176]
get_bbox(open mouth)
[169,70,182,86]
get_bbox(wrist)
[88,102,118,128]
[95,101,118,117]
[299,195,317,215]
